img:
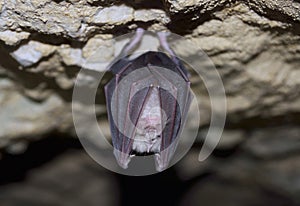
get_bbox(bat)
[104,28,192,171]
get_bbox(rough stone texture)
[0,30,30,46]
[12,41,56,67]
[0,0,300,204]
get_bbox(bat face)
[104,30,192,171]
[132,87,163,154]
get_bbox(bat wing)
[105,51,192,171]
[144,52,192,171]
[105,59,154,168]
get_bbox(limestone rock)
[11,41,56,67]
[93,5,134,25]
[0,3,299,201]
[0,77,71,150]
[134,9,170,23]
[0,30,30,46]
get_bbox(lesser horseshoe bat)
[104,28,192,171]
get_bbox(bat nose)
[144,127,157,140]
[144,126,156,133]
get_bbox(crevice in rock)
[167,3,233,35]
[90,21,156,37]
[88,0,166,10]
[30,32,86,48]
[242,0,300,35]
[241,16,300,36]
[87,0,121,7]
[52,0,65,4]
[121,0,166,10]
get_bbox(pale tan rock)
[58,45,84,67]
[93,5,134,24]
[11,41,56,67]
[0,81,69,141]
[2,0,98,40]
[166,0,228,13]
[134,9,170,24]
[82,35,114,60]
[0,30,30,46]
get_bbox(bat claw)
[119,27,145,57]
[136,27,145,34]
[157,30,177,59]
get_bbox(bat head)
[132,86,166,154]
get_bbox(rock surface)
[0,0,298,137]
[0,0,300,204]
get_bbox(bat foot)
[157,31,177,59]
[120,28,145,56]
[157,30,171,39]
[136,27,145,35]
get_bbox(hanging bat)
[104,28,192,171]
